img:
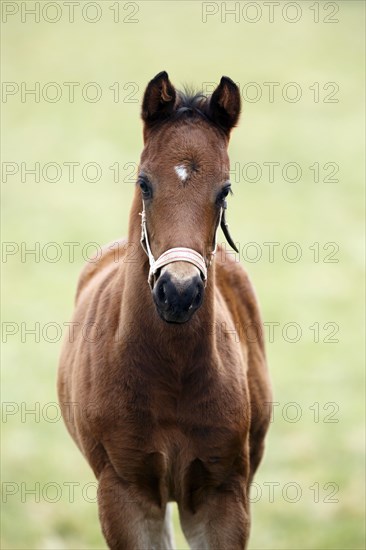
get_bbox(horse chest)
[107,420,247,509]
[102,379,249,508]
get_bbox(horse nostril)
[158,282,166,304]
[194,289,202,307]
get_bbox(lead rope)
[210,205,224,260]
[139,202,222,289]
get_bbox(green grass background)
[1,1,365,548]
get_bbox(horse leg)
[97,462,175,549]
[147,503,175,549]
[178,482,250,550]
[159,503,176,549]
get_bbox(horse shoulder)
[59,238,131,476]
[215,246,272,462]
[215,245,265,355]
[75,238,128,304]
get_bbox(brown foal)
[58,71,272,549]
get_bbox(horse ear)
[208,77,241,135]
[142,71,176,126]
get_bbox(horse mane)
[172,87,212,123]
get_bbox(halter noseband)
[140,201,237,289]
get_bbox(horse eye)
[217,185,232,204]
[139,179,152,198]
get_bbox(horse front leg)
[97,462,175,550]
[178,479,251,550]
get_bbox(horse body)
[58,72,272,549]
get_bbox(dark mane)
[172,87,212,123]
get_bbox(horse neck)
[117,192,217,360]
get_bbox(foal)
[58,71,272,549]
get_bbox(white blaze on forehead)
[174,164,188,182]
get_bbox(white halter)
[139,202,223,289]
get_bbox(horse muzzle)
[152,262,205,324]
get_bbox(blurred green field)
[1,1,365,549]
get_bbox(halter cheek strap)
[140,203,222,289]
